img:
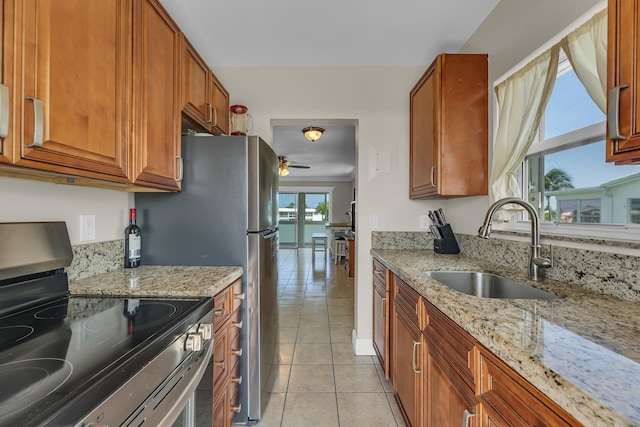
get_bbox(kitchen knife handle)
[0,84,9,138]
[608,84,629,141]
[25,97,44,147]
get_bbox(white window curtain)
[560,8,607,113]
[490,45,560,219]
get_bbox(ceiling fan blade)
[289,165,310,169]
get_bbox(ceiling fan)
[278,156,310,176]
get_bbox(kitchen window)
[495,6,640,240]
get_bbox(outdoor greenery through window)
[277,192,330,248]
[524,56,640,225]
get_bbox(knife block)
[433,224,460,254]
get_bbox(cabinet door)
[211,72,229,136]
[1,0,14,164]
[410,65,438,198]
[181,36,212,131]
[393,307,423,427]
[131,0,181,191]
[15,0,130,181]
[425,349,478,427]
[607,0,640,162]
[373,279,387,372]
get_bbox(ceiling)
[159,0,500,180]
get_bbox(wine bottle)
[124,208,141,268]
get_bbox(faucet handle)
[534,244,554,269]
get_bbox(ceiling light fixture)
[302,126,324,142]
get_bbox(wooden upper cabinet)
[181,35,229,136]
[0,0,14,165]
[607,0,640,163]
[210,72,230,136]
[131,0,182,191]
[13,0,130,181]
[410,53,488,199]
[182,36,213,131]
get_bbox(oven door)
[172,355,214,427]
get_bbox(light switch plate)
[80,214,96,241]
[369,214,378,229]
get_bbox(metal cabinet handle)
[212,106,218,127]
[232,404,241,413]
[232,348,243,357]
[430,166,437,187]
[214,308,225,317]
[462,409,476,427]
[0,84,9,138]
[234,292,245,301]
[232,320,243,329]
[175,156,183,182]
[411,340,421,373]
[382,297,386,319]
[215,359,226,370]
[608,84,629,141]
[25,97,43,147]
[205,102,212,123]
[231,376,242,384]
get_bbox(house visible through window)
[524,55,640,226]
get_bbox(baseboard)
[352,329,376,355]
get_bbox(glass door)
[301,193,330,247]
[278,193,298,247]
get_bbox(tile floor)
[252,248,406,427]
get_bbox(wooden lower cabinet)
[213,279,244,427]
[345,238,355,277]
[381,265,582,427]
[372,259,390,377]
[392,274,423,427]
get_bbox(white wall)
[0,176,133,244]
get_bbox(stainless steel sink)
[424,271,559,300]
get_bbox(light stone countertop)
[371,249,640,427]
[69,265,243,298]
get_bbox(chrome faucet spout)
[477,197,551,281]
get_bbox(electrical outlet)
[80,214,96,241]
[419,214,430,229]
[369,214,378,229]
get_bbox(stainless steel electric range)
[0,222,214,427]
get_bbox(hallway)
[255,248,405,427]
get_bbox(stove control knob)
[185,332,203,352]
[198,323,213,340]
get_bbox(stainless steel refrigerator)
[135,135,279,424]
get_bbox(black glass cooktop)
[0,295,211,427]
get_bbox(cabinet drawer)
[373,259,387,288]
[393,275,421,326]
[424,301,476,390]
[479,350,578,427]
[213,324,230,393]
[214,286,232,332]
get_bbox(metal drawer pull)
[411,340,421,373]
[608,84,629,140]
[0,84,9,138]
[232,404,241,413]
[232,321,243,329]
[232,348,243,357]
[175,156,183,182]
[382,297,386,318]
[206,102,212,123]
[430,166,436,187]
[214,308,225,317]
[25,97,44,147]
[234,292,245,301]
[462,409,475,427]
[231,376,242,384]
[215,359,226,370]
[212,106,218,127]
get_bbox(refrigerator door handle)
[247,226,278,239]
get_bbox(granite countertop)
[69,265,243,298]
[371,249,640,427]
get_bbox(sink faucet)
[477,197,552,281]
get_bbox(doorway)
[278,191,330,248]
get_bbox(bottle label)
[128,234,141,260]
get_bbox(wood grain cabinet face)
[606,0,640,163]
[131,0,182,191]
[210,73,230,136]
[181,36,212,131]
[0,0,15,165]
[372,259,390,378]
[409,53,488,199]
[13,0,130,181]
